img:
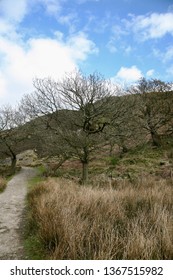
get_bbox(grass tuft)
[0,176,7,193]
[25,177,173,260]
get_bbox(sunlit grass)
[25,176,173,260]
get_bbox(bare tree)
[21,71,121,183]
[0,105,29,173]
[104,93,141,156]
[129,78,173,146]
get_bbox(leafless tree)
[104,93,141,156]
[128,78,173,146]
[0,105,29,173]
[21,71,122,183]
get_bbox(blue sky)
[0,0,173,105]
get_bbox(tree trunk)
[151,131,161,147]
[121,144,128,153]
[109,142,114,156]
[82,161,89,185]
[81,146,89,185]
[10,154,17,174]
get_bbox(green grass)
[27,165,45,189]
[103,142,173,181]
[0,166,22,193]
[24,235,46,260]
[24,164,47,259]
[38,141,173,184]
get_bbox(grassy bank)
[25,175,173,260]
[0,165,22,193]
[0,176,7,193]
[24,165,47,259]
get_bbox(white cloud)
[0,0,99,105]
[112,24,127,38]
[124,45,132,55]
[166,65,173,77]
[0,32,98,105]
[153,45,173,64]
[59,12,77,25]
[113,65,143,84]
[0,72,8,99]
[128,12,173,40]
[163,46,173,62]
[106,40,117,53]
[168,4,173,12]
[0,0,28,23]
[0,18,14,36]
[0,0,64,26]
[67,32,98,60]
[58,12,79,33]
[146,69,155,77]
[37,0,64,16]
[77,0,99,4]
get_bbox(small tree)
[0,105,28,173]
[21,71,121,183]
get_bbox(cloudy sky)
[0,0,173,105]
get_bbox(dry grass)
[0,176,7,192]
[26,176,173,260]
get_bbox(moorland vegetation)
[0,71,173,259]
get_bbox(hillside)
[0,88,173,179]
[1,86,173,260]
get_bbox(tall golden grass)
[26,176,173,259]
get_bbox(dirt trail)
[0,167,37,259]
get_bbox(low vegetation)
[0,165,16,193]
[0,73,172,259]
[0,176,7,193]
[25,173,173,260]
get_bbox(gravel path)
[0,167,37,260]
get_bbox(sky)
[0,0,173,105]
